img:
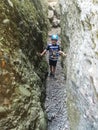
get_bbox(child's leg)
[49,60,57,76]
[52,66,56,75]
[50,65,52,74]
[52,60,57,76]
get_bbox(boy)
[40,34,66,77]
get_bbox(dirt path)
[45,57,69,130]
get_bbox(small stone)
[48,10,54,20]
[7,0,13,8]
[3,19,10,24]
[52,17,60,27]
[48,2,57,11]
[0,107,7,117]
[19,86,31,97]
[13,99,20,103]
[0,107,6,113]
[24,84,30,89]
[3,98,10,106]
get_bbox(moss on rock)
[0,0,48,129]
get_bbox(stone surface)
[52,17,60,27]
[0,0,48,129]
[60,0,98,130]
[45,58,69,130]
[48,0,60,28]
[48,10,54,20]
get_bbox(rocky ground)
[45,58,69,130]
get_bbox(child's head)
[51,35,58,44]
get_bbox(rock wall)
[48,0,60,28]
[0,0,48,130]
[60,0,98,130]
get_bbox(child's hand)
[39,49,47,57]
[63,53,67,57]
[59,51,67,57]
[40,53,43,57]
[36,52,42,57]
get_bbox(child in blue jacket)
[40,34,67,77]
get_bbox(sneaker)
[52,74,57,80]
[52,74,55,77]
[49,72,53,77]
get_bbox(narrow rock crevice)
[2,0,98,130]
[45,1,70,130]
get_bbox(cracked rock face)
[48,0,60,28]
[60,0,98,130]
[0,0,48,130]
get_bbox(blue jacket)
[46,43,60,61]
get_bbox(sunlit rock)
[48,10,54,20]
[3,19,10,24]
[60,0,98,129]
[7,0,13,8]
